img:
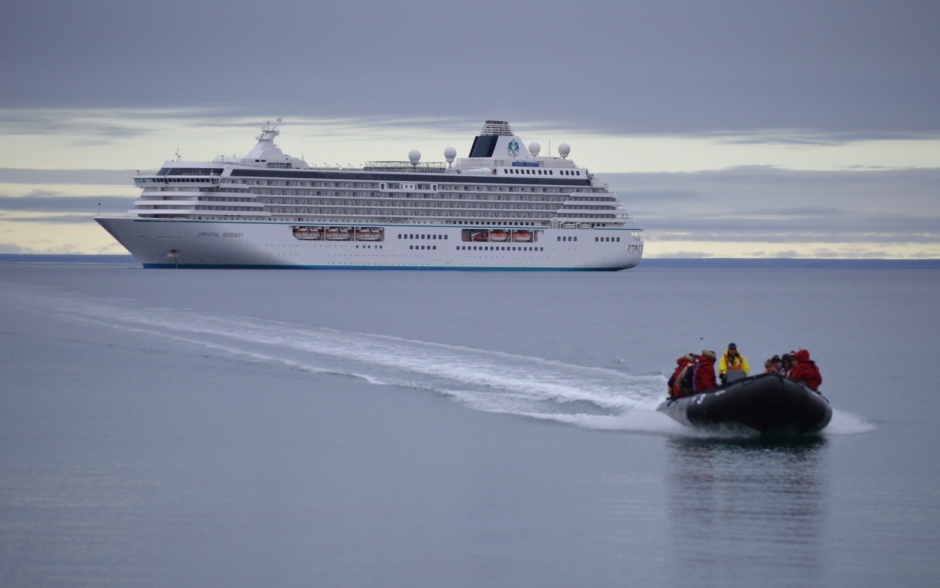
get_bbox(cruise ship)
[96,120,643,270]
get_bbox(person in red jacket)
[694,350,718,393]
[788,349,822,391]
[668,353,696,398]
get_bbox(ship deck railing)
[362,161,448,173]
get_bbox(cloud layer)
[604,167,940,256]
[2,1,938,135]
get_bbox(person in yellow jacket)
[719,342,750,384]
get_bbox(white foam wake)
[825,410,877,435]
[48,295,677,431]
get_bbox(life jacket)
[724,355,744,370]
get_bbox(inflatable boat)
[657,373,832,434]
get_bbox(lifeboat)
[512,231,532,242]
[325,227,351,241]
[292,226,322,240]
[472,231,489,242]
[356,228,382,241]
[489,230,508,242]
[657,373,832,434]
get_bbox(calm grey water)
[2,261,938,587]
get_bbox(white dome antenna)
[408,149,421,167]
[558,143,570,159]
[444,146,457,168]
[528,141,541,156]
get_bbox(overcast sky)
[1,0,938,257]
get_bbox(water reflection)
[666,436,829,587]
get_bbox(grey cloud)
[0,241,108,254]
[0,168,135,185]
[1,1,937,135]
[652,250,715,259]
[708,130,940,146]
[616,190,703,204]
[0,195,133,215]
[0,110,155,140]
[606,167,940,244]
[2,213,105,224]
[649,229,940,245]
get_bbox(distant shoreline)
[2,253,939,270]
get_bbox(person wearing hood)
[668,353,696,398]
[789,349,822,391]
[694,350,718,393]
[718,342,750,384]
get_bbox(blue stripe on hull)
[141,263,631,271]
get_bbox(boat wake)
[824,411,877,435]
[45,294,870,436]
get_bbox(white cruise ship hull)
[96,218,642,270]
[96,120,644,271]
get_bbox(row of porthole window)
[409,245,437,250]
[399,234,449,240]
[503,169,582,176]
[558,236,578,242]
[457,246,544,252]
[595,237,622,242]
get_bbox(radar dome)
[558,143,570,159]
[408,150,421,166]
[528,142,541,156]
[444,147,457,163]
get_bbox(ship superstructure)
[96,120,643,269]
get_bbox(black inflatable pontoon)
[657,373,832,434]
